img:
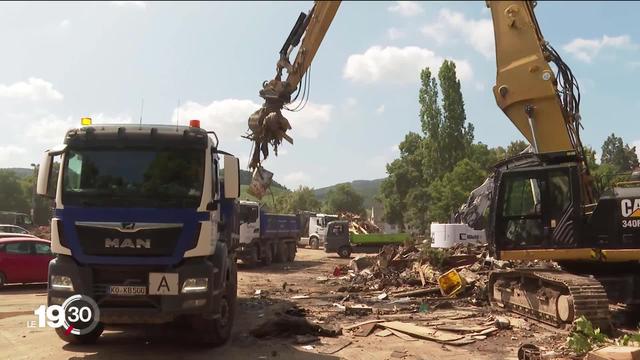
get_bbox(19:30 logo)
[33,295,100,336]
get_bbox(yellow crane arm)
[488,1,594,204]
[245,1,340,170]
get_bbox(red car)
[0,237,53,287]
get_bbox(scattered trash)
[301,345,314,351]
[494,317,511,330]
[345,304,373,316]
[438,269,466,297]
[378,292,389,300]
[250,314,341,338]
[354,322,377,337]
[419,303,430,313]
[517,344,541,360]
[316,276,329,283]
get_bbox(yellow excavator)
[245,1,640,329]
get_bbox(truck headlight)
[182,278,208,294]
[50,275,74,292]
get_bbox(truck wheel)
[286,243,296,262]
[261,245,273,266]
[337,246,352,259]
[55,323,104,345]
[275,242,288,263]
[310,237,319,250]
[193,260,237,346]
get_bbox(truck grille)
[76,224,182,256]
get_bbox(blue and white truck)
[236,200,299,266]
[36,120,240,346]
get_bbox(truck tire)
[275,242,288,263]
[337,245,352,259]
[310,237,319,250]
[261,244,273,266]
[55,323,104,345]
[193,259,237,346]
[286,243,296,262]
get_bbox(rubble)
[250,314,341,338]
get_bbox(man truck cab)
[37,121,240,346]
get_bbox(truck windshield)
[63,148,205,208]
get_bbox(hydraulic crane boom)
[246,1,340,170]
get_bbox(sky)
[0,1,639,189]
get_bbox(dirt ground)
[0,248,564,360]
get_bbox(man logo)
[105,238,151,249]
[621,199,640,218]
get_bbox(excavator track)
[488,269,610,330]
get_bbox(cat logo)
[620,199,640,218]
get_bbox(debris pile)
[338,243,494,305]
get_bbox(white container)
[430,223,486,248]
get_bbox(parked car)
[0,225,30,234]
[0,233,36,240]
[0,237,53,287]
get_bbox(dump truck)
[237,200,299,265]
[36,119,241,346]
[298,212,338,249]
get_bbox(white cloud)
[25,115,74,146]
[387,1,424,17]
[376,105,385,114]
[343,46,473,84]
[387,27,405,41]
[345,97,357,107]
[283,171,310,188]
[25,113,133,147]
[421,9,494,59]
[59,19,71,29]
[0,145,27,167]
[286,102,333,139]
[110,1,146,9]
[0,78,63,101]
[172,99,332,146]
[563,35,636,63]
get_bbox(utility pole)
[30,163,36,224]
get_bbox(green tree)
[468,142,499,172]
[0,170,30,214]
[506,140,529,158]
[438,60,474,172]
[270,186,321,214]
[324,183,365,216]
[601,133,639,172]
[428,159,488,222]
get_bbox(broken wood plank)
[585,346,640,360]
[319,339,352,354]
[388,328,419,341]
[446,337,477,346]
[342,319,385,331]
[375,329,393,337]
[379,321,463,343]
[435,325,492,333]
[354,322,377,337]
[468,327,499,337]
[392,287,440,298]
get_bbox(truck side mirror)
[223,155,240,199]
[37,145,65,198]
[36,152,53,197]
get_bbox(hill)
[3,168,33,179]
[314,178,385,210]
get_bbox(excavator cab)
[492,163,583,257]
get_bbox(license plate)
[109,285,147,296]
